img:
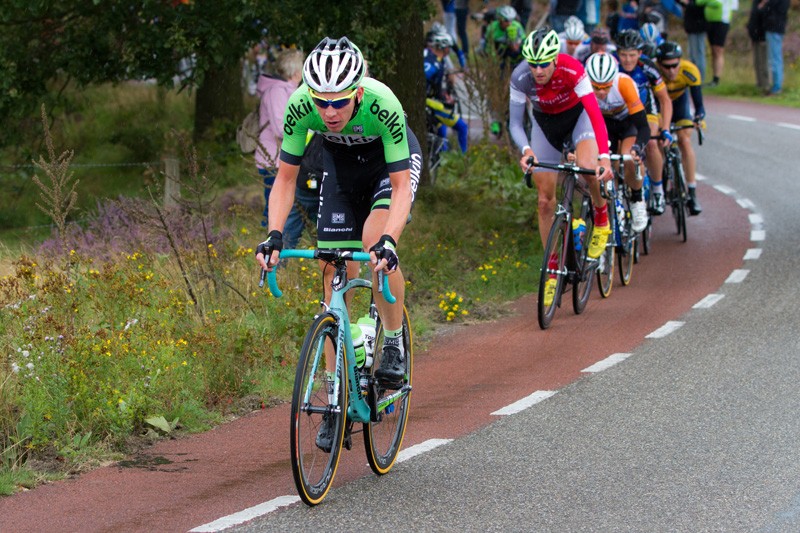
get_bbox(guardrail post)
[162,157,180,208]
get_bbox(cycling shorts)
[671,91,694,126]
[647,113,661,125]
[317,127,422,250]
[605,117,638,152]
[530,106,595,172]
[426,98,461,128]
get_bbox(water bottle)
[616,197,626,231]
[572,218,586,251]
[350,324,367,368]
[356,315,377,369]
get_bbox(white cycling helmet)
[564,16,585,41]
[585,52,618,85]
[429,31,454,50]
[302,36,366,93]
[496,5,518,21]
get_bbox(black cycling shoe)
[687,189,702,216]
[315,413,334,452]
[374,345,405,389]
[651,192,665,215]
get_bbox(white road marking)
[749,213,764,225]
[582,353,632,373]
[728,114,757,122]
[751,230,766,241]
[713,184,736,195]
[744,248,762,260]
[397,438,452,463]
[693,294,725,309]
[696,173,708,181]
[646,321,684,339]
[778,122,800,131]
[189,495,301,532]
[491,390,557,416]
[726,269,750,283]
[737,198,756,210]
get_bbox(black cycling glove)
[369,234,399,272]
[630,144,645,161]
[255,230,284,261]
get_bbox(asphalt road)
[0,99,796,533]
[233,100,800,532]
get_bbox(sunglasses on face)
[591,82,613,90]
[660,62,680,70]
[309,87,358,109]
[528,61,552,69]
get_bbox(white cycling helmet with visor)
[302,36,366,93]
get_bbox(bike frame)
[266,249,399,425]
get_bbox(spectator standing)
[550,0,582,33]
[606,0,622,41]
[455,0,471,53]
[513,0,534,29]
[580,0,603,32]
[697,0,737,86]
[618,0,641,33]
[760,0,790,95]
[256,49,320,247]
[747,0,770,93]
[678,0,708,83]
[441,0,458,44]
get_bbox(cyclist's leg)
[528,125,562,245]
[672,92,702,215]
[572,113,611,259]
[645,115,665,213]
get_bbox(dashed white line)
[397,438,452,463]
[744,248,762,260]
[728,114,757,122]
[582,353,632,373]
[693,294,725,309]
[751,230,766,241]
[726,269,750,283]
[189,495,301,532]
[713,184,736,195]
[737,198,756,210]
[778,122,800,131]
[491,390,557,416]
[749,213,764,225]
[646,321,685,339]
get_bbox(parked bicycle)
[662,122,704,243]
[263,249,413,506]
[525,158,600,330]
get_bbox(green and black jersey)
[279,77,411,174]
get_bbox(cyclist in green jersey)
[255,36,421,394]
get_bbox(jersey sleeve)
[679,60,702,87]
[619,74,645,115]
[363,85,411,172]
[278,86,314,166]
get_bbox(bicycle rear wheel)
[572,205,595,315]
[364,306,413,475]
[617,198,634,286]
[674,160,688,243]
[290,313,347,506]
[538,214,568,329]
[597,215,615,298]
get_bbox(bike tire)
[364,306,413,475]
[427,133,445,186]
[597,213,615,298]
[290,313,347,506]
[618,196,635,286]
[675,159,688,243]
[641,217,652,256]
[572,205,595,315]
[538,214,568,329]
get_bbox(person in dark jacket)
[550,0,581,33]
[759,0,789,95]
[747,0,770,92]
[677,0,707,82]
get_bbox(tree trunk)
[193,61,246,142]
[383,10,431,185]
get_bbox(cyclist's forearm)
[267,163,300,235]
[630,109,651,148]
[508,99,529,153]
[656,89,673,129]
[383,169,413,245]
[690,85,705,118]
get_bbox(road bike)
[526,158,599,330]
[597,153,641,298]
[425,105,447,183]
[263,249,413,506]
[662,122,704,243]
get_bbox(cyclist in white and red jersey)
[510,27,613,306]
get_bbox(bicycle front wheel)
[538,214,568,330]
[290,313,347,506]
[364,306,413,475]
[572,205,595,315]
[674,159,688,243]
[597,215,615,298]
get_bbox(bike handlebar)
[259,249,396,304]
[523,156,604,188]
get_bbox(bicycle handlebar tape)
[267,268,283,298]
[378,271,396,304]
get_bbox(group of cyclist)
[254,13,707,448]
